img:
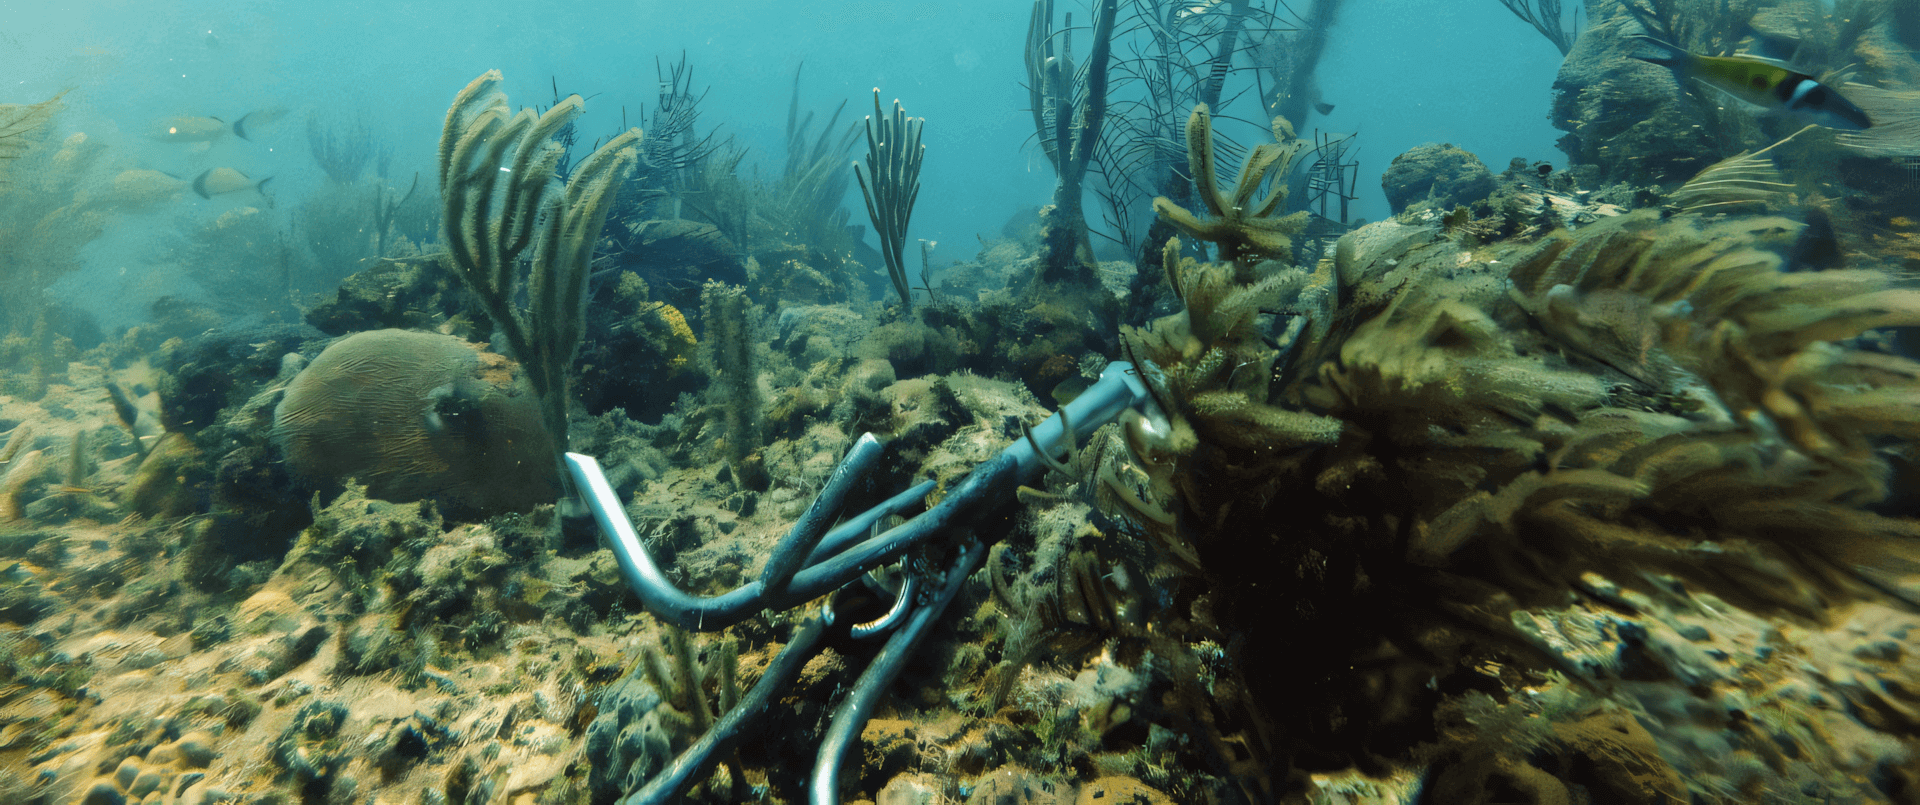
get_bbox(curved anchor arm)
[811,539,989,805]
[619,612,832,805]
[564,361,1156,632]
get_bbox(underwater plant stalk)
[1025,0,1118,281]
[1273,0,1344,132]
[853,90,924,308]
[1196,0,1253,113]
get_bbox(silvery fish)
[192,167,271,198]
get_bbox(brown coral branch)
[1152,104,1309,279]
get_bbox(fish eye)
[1750,75,1769,89]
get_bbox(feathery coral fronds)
[0,90,66,184]
[1113,204,1920,769]
[1666,125,1812,214]
[1152,104,1308,279]
[437,70,642,453]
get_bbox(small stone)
[81,781,126,805]
[176,731,217,767]
[1853,640,1903,663]
[113,757,143,790]
[1075,775,1171,804]
[877,774,941,805]
[129,768,165,797]
[174,781,223,805]
[144,743,180,767]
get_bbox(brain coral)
[272,329,558,516]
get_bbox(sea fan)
[0,91,65,185]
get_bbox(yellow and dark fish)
[1050,375,1091,408]
[192,167,271,199]
[1629,35,1872,131]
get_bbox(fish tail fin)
[191,169,214,199]
[233,111,253,141]
[256,176,273,197]
[1626,35,1687,69]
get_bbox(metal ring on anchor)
[848,571,918,639]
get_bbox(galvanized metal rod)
[565,362,1153,632]
[620,613,831,805]
[809,539,988,805]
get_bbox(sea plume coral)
[1151,103,1309,280]
[1112,202,1920,784]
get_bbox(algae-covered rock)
[303,258,474,336]
[775,303,871,365]
[272,329,558,517]
[604,219,748,323]
[1548,1,1718,185]
[1380,143,1495,214]
[576,270,701,424]
[157,323,325,434]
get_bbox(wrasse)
[1629,35,1872,131]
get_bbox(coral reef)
[697,281,766,490]
[0,96,126,399]
[6,9,1920,805]
[853,90,925,308]
[1113,152,1920,794]
[435,70,642,454]
[1023,0,1118,286]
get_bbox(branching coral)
[0,95,114,338]
[853,90,924,309]
[436,70,642,454]
[1151,104,1309,281]
[1115,134,1920,785]
[1094,0,1281,256]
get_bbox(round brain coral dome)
[271,329,559,516]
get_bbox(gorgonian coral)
[1111,206,1920,784]
[1151,104,1310,280]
